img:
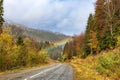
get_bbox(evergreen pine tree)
[84,14,94,56]
[16,37,24,46]
[0,0,4,34]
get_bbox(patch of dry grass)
[69,47,120,80]
[69,56,110,80]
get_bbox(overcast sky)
[4,0,96,36]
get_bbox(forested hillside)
[64,0,120,59]
[0,0,69,72]
[1,0,120,79]
[64,0,120,79]
[3,23,68,42]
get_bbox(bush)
[0,29,50,71]
[96,53,120,79]
[27,52,39,66]
[38,51,49,63]
[0,31,14,71]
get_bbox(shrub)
[96,53,120,79]
[38,51,49,63]
[27,52,39,66]
[0,29,50,71]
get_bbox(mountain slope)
[4,23,69,42]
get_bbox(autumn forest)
[0,0,120,79]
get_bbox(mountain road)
[0,64,74,80]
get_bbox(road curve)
[0,64,74,80]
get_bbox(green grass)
[69,48,120,80]
[97,52,120,79]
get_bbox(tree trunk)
[91,47,93,54]
[0,27,2,34]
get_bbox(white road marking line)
[24,64,62,80]
[30,71,43,78]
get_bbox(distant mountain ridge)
[3,23,69,42]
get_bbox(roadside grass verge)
[69,48,120,80]
[69,56,105,80]
[96,49,120,79]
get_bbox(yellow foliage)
[0,28,49,71]
[24,37,31,46]
[38,51,49,63]
[89,30,98,49]
[0,32,13,53]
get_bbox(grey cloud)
[4,0,96,35]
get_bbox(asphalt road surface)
[0,64,74,80]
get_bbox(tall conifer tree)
[0,0,4,34]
